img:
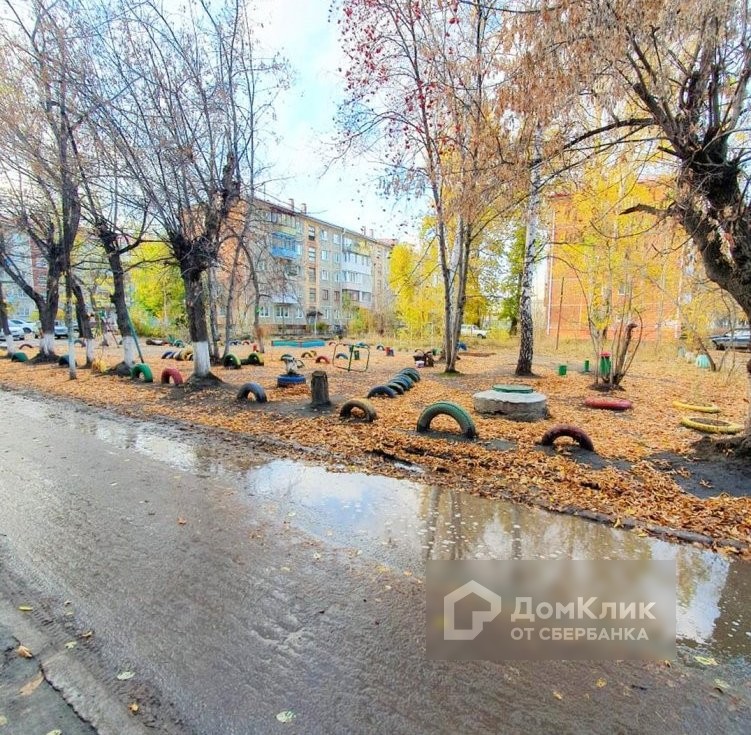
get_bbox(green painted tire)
[416,401,477,439]
[390,374,413,390]
[223,353,241,369]
[130,363,154,383]
[244,352,264,366]
[399,367,420,382]
[10,352,28,362]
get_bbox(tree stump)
[310,370,331,408]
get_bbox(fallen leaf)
[177,517,187,525]
[694,655,718,666]
[128,702,140,714]
[16,645,33,659]
[80,630,94,639]
[713,678,731,693]
[19,673,43,696]
[276,710,296,723]
[64,641,77,650]
[116,671,135,681]
[595,678,607,688]
[46,730,62,735]
[0,715,8,726]
[553,690,563,700]
[18,605,33,612]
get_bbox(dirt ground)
[2,338,750,555]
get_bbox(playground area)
[1,339,750,554]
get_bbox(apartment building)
[219,197,394,335]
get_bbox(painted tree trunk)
[106,247,135,367]
[0,282,15,357]
[222,246,242,360]
[206,268,221,364]
[516,129,542,377]
[183,268,212,380]
[37,306,57,359]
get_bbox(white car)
[460,324,488,339]
[9,318,38,337]
[1,322,24,340]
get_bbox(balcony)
[270,232,300,259]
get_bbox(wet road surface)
[0,390,749,734]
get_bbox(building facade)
[219,197,395,336]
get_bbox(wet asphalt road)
[0,389,749,734]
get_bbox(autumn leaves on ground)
[2,340,750,555]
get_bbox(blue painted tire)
[390,375,413,390]
[277,374,306,387]
[386,381,405,395]
[399,367,420,382]
[367,385,398,399]
[161,350,175,359]
[237,382,267,403]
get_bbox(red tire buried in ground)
[160,368,184,386]
[584,396,633,411]
[539,424,595,452]
[315,356,330,364]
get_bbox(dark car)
[710,329,751,350]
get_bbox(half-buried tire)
[399,367,420,382]
[539,424,595,452]
[160,368,184,386]
[386,381,405,395]
[315,356,330,364]
[367,385,398,399]
[244,352,264,366]
[161,350,175,359]
[680,416,743,435]
[390,374,413,390]
[223,353,241,369]
[237,382,268,403]
[340,399,377,422]
[416,401,477,439]
[58,355,74,367]
[584,396,632,411]
[130,363,154,383]
[10,352,29,362]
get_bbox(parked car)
[54,320,79,339]
[1,322,24,341]
[710,329,751,350]
[8,318,38,338]
[460,324,488,339]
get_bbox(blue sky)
[255,0,419,242]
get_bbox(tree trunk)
[106,245,136,368]
[222,245,242,360]
[183,265,213,380]
[516,128,542,377]
[36,301,57,360]
[310,370,331,408]
[0,281,16,357]
[206,268,221,364]
[71,277,94,367]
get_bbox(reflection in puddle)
[13,392,751,664]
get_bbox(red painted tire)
[315,356,330,364]
[539,424,595,452]
[584,396,633,411]
[161,367,184,386]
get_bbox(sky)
[254,0,420,242]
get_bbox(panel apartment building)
[221,197,395,335]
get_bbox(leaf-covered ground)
[2,341,750,555]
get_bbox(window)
[322,289,329,301]
[321,269,329,281]
[258,305,270,318]
[320,229,328,241]
[307,267,316,280]
[362,292,371,303]
[333,252,340,263]
[308,288,316,301]
[296,308,304,319]
[324,307,331,320]
[321,249,328,261]
[275,305,289,319]
[334,310,341,319]
[334,272,340,282]
[333,233,341,245]
[334,291,340,303]
[285,264,299,277]
[295,243,302,256]
[308,246,316,261]
[308,225,316,240]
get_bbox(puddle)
[9,391,751,667]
